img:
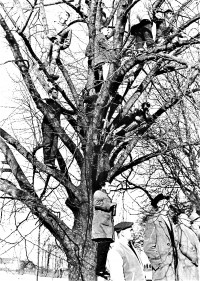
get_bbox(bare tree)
[0,0,200,280]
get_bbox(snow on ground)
[0,272,69,281]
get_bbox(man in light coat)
[92,182,117,279]
[144,196,178,281]
[107,221,145,281]
[174,213,200,281]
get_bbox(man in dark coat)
[42,88,74,168]
[92,182,117,279]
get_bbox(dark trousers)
[131,19,154,49]
[42,123,58,166]
[96,241,110,273]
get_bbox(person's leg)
[94,65,104,93]
[42,123,54,166]
[49,134,58,167]
[131,23,144,50]
[141,20,155,49]
[49,40,60,80]
[156,19,165,43]
[96,241,110,276]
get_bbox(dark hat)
[164,9,174,14]
[114,222,133,232]
[151,194,170,209]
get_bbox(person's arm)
[59,29,72,49]
[56,101,75,115]
[143,219,161,270]
[179,228,199,266]
[107,249,125,281]
[93,190,116,212]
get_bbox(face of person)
[51,89,58,99]
[165,11,173,20]
[121,227,134,242]
[158,200,169,216]
[179,214,191,227]
[103,182,111,193]
[59,12,69,25]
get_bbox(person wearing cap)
[42,88,75,168]
[172,212,200,281]
[143,195,179,281]
[106,221,145,281]
[92,182,117,279]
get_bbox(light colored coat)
[92,189,115,242]
[107,240,146,281]
[130,0,152,25]
[144,214,178,281]
[175,223,200,281]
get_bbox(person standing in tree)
[46,11,72,80]
[129,0,155,53]
[42,88,75,168]
[92,182,117,279]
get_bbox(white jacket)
[107,240,145,281]
[130,0,153,25]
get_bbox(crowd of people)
[92,183,200,281]
[39,0,189,167]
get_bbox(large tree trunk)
[65,202,97,281]
[66,238,97,281]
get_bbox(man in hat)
[143,196,179,281]
[106,221,145,281]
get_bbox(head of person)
[157,199,170,216]
[48,88,58,100]
[114,222,134,242]
[151,194,170,215]
[178,213,191,227]
[164,9,174,20]
[101,181,111,193]
[59,11,70,25]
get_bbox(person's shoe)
[46,164,56,169]
[96,270,110,279]
[156,38,165,46]
[136,48,144,55]
[48,74,59,81]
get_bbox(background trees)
[0,0,200,280]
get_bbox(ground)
[0,272,69,281]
